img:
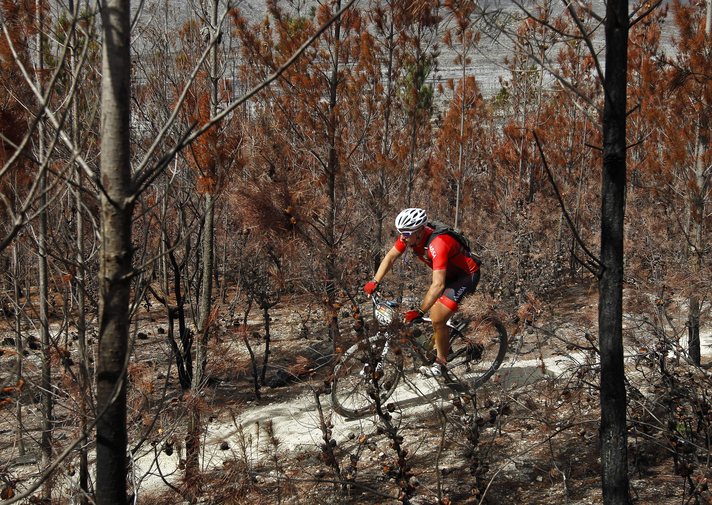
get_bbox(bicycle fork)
[372,332,391,373]
[360,332,391,377]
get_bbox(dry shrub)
[128,362,155,394]
[208,337,251,380]
[286,355,314,377]
[516,292,543,326]
[458,291,510,325]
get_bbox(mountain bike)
[331,292,508,418]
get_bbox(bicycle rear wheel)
[331,334,403,418]
[447,317,507,389]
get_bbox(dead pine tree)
[95,1,133,503]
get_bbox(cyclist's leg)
[437,270,481,359]
[430,302,454,364]
[422,271,480,376]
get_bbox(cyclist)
[363,208,480,377]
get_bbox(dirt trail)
[133,327,712,494]
[132,347,590,491]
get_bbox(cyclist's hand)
[403,309,424,323]
[363,280,379,295]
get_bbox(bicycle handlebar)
[370,292,429,325]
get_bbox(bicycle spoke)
[331,335,403,418]
[448,317,507,389]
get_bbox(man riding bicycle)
[363,208,481,377]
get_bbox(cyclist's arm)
[373,246,402,284]
[420,268,446,313]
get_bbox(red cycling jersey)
[394,226,479,280]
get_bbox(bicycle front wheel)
[331,334,403,418]
[447,317,507,389]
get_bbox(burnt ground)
[1,280,712,504]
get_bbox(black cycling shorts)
[439,269,481,311]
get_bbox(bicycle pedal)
[440,371,465,391]
[446,381,466,393]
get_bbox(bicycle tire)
[447,316,507,389]
[331,334,404,418]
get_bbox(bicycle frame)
[370,291,468,336]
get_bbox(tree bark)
[259,302,276,385]
[686,26,709,364]
[186,0,220,493]
[12,243,25,457]
[96,1,133,503]
[406,100,418,208]
[65,2,90,498]
[325,0,343,353]
[688,297,701,365]
[455,33,466,229]
[372,9,395,273]
[194,0,219,392]
[599,0,631,502]
[34,1,53,499]
[195,194,214,382]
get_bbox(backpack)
[425,220,482,266]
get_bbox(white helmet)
[395,208,427,232]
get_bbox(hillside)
[3,281,711,504]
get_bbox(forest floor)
[1,279,712,504]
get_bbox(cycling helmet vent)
[395,208,427,232]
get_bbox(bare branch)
[561,0,605,84]
[630,0,665,27]
[533,131,602,275]
[1,13,98,186]
[134,0,360,196]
